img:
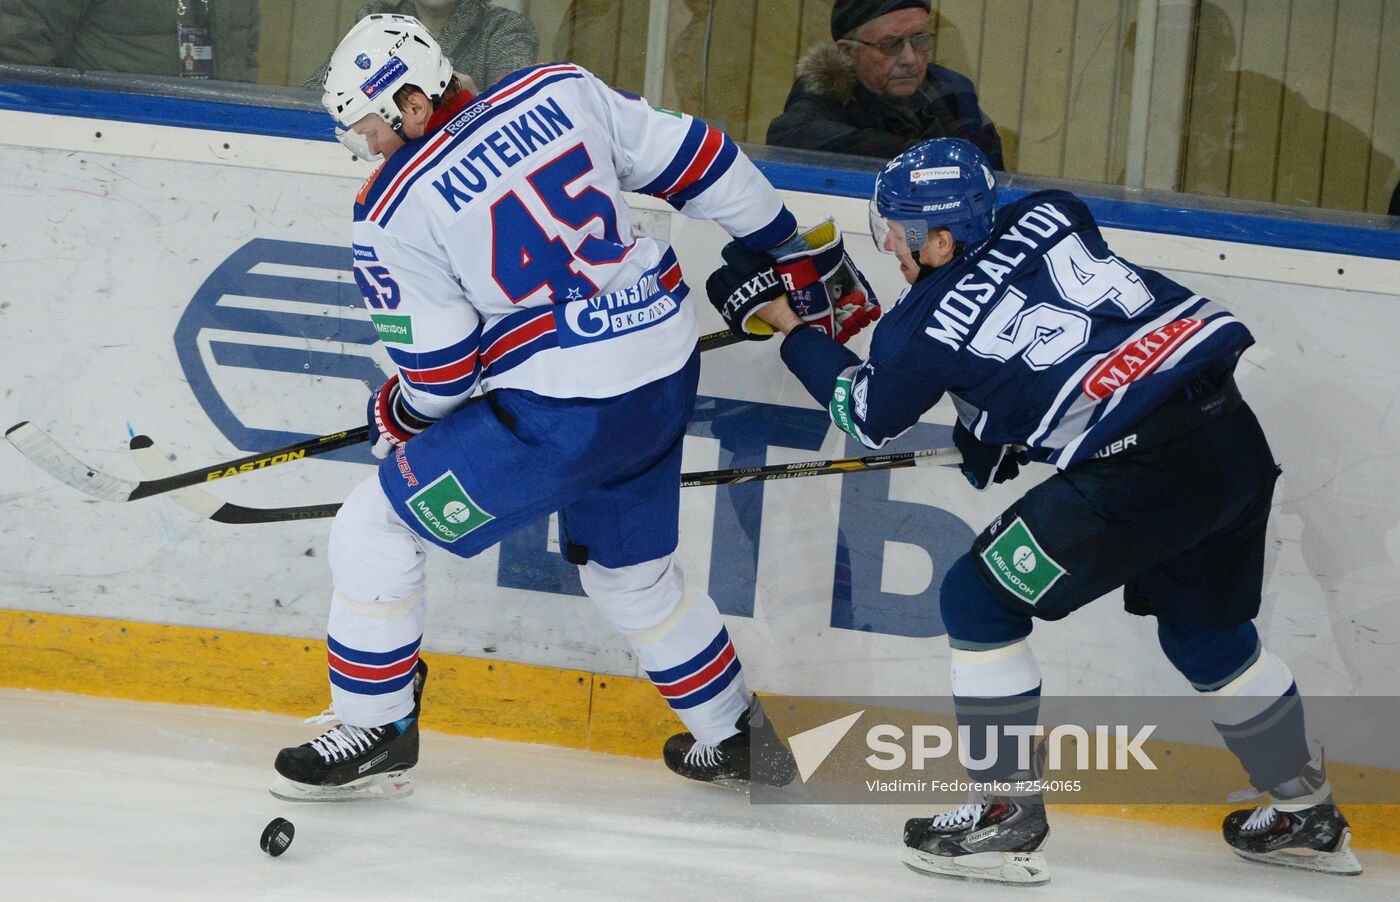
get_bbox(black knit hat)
[831,0,931,41]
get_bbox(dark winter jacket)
[767,45,1003,170]
[305,0,539,93]
[0,0,259,82]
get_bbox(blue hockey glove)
[706,242,784,340]
[952,421,1027,490]
[771,218,880,345]
[367,375,433,459]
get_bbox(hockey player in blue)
[708,138,1360,882]
[271,15,877,801]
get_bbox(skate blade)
[1230,828,1363,876]
[902,846,1050,885]
[269,770,415,803]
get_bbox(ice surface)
[1,689,1395,901]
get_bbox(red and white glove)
[367,375,432,459]
[772,218,882,345]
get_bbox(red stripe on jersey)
[370,128,455,222]
[401,350,479,385]
[481,312,556,368]
[655,642,736,698]
[488,64,578,105]
[660,262,683,293]
[661,127,723,198]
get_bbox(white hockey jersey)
[350,63,797,422]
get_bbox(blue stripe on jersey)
[385,331,480,370]
[374,71,586,227]
[636,118,708,197]
[397,390,439,424]
[646,627,730,684]
[737,207,800,253]
[670,136,739,203]
[400,369,479,399]
[327,635,421,666]
[354,138,426,222]
[481,61,570,96]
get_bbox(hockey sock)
[582,556,748,745]
[1158,618,1313,792]
[325,476,429,727]
[950,640,1043,781]
[1207,650,1313,793]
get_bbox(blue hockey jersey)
[782,190,1254,470]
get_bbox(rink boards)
[0,113,1398,847]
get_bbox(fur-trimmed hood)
[796,45,860,106]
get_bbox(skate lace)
[303,709,384,764]
[1241,805,1279,833]
[930,801,986,830]
[683,742,723,768]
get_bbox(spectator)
[767,0,1002,169]
[305,1,538,93]
[0,0,259,82]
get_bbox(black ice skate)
[903,793,1050,886]
[663,703,796,789]
[1222,750,1361,876]
[270,659,427,802]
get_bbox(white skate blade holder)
[1229,828,1363,877]
[270,770,415,803]
[902,846,1050,885]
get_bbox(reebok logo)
[787,710,864,782]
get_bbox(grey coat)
[306,0,539,93]
[0,0,259,82]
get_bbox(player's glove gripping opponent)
[952,421,1028,490]
[367,375,434,459]
[706,219,880,345]
[773,218,881,344]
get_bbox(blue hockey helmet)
[870,138,998,255]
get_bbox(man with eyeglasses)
[767,0,1002,168]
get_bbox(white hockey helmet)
[322,14,453,160]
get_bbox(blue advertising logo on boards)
[177,239,970,638]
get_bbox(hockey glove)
[952,421,1028,490]
[771,218,881,345]
[367,375,434,460]
[705,242,785,341]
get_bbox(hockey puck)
[260,817,295,857]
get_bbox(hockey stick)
[6,331,752,505]
[128,438,963,524]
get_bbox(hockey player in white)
[271,15,878,800]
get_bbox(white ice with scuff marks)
[2,689,1397,901]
